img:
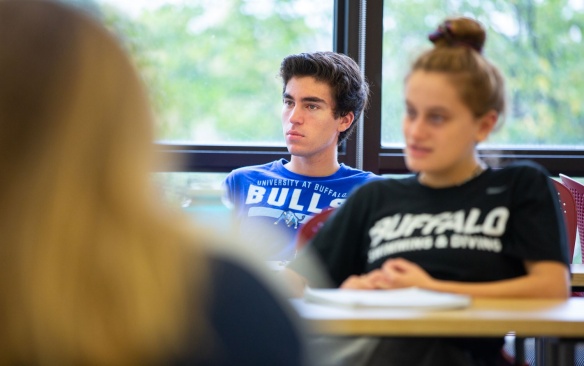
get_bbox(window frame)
[157,0,584,177]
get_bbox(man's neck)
[285,155,340,177]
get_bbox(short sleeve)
[221,173,235,209]
[505,162,570,265]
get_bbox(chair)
[497,179,578,366]
[560,174,584,258]
[294,207,335,252]
[551,178,578,260]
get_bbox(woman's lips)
[406,144,432,158]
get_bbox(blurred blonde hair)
[0,1,206,364]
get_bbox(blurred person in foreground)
[0,1,309,365]
[286,16,570,366]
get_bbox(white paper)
[304,287,471,310]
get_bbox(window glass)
[154,172,227,207]
[65,0,333,145]
[382,0,584,148]
[60,0,333,215]
[153,172,231,229]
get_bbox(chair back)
[294,207,335,252]
[559,174,584,258]
[551,179,577,260]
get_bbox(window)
[381,1,584,148]
[65,0,584,180]
[63,0,336,205]
[75,0,333,145]
[364,0,584,176]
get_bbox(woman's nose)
[404,116,428,140]
[407,118,426,139]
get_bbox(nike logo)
[486,186,508,195]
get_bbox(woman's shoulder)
[483,161,552,197]
[204,251,298,317]
[498,160,549,174]
[490,160,551,182]
[199,251,310,366]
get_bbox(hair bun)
[428,17,486,53]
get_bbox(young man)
[223,51,382,260]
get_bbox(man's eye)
[306,104,318,110]
[283,100,293,106]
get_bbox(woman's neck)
[418,159,486,188]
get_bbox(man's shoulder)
[228,160,285,178]
[337,164,383,181]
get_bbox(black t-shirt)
[292,161,569,288]
[289,161,570,366]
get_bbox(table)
[293,297,584,365]
[571,264,584,289]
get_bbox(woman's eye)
[405,109,416,120]
[429,114,445,124]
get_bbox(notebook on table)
[304,287,471,310]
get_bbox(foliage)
[382,0,584,146]
[99,0,333,144]
[64,0,582,147]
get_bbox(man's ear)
[338,111,355,132]
[475,110,497,143]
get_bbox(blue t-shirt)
[223,158,382,260]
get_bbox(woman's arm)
[379,258,570,299]
[280,268,309,298]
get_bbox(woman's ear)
[475,110,498,143]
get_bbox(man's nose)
[288,106,303,124]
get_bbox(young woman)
[0,1,309,365]
[288,16,570,366]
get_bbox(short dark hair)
[279,51,369,145]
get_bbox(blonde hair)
[409,17,506,121]
[0,1,206,364]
